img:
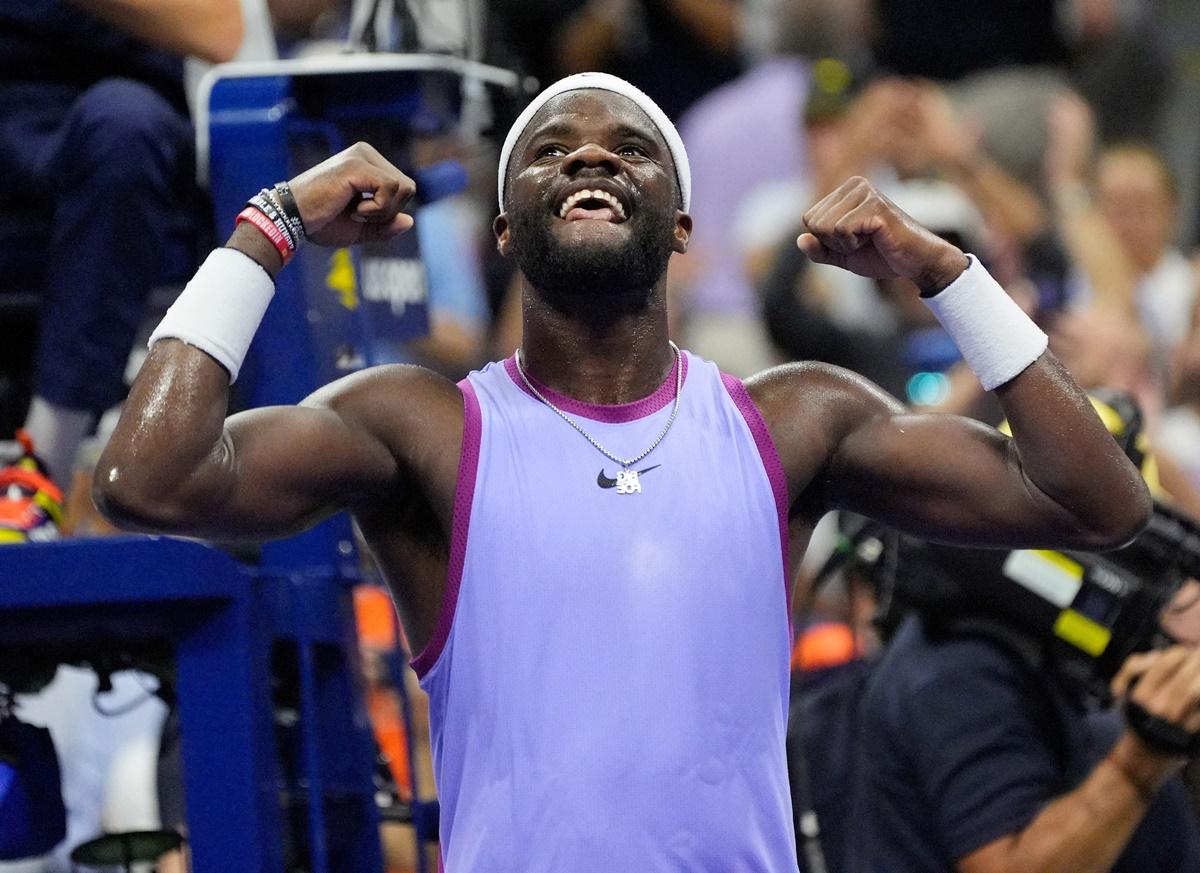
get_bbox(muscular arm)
[762,177,1151,550]
[95,143,461,541]
[753,353,1147,550]
[95,331,459,541]
[71,0,243,62]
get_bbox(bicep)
[752,363,1077,547]
[828,408,1058,546]
[135,365,460,542]
[814,365,1088,546]
[212,400,400,538]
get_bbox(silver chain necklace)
[514,342,682,495]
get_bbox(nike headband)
[497,72,691,213]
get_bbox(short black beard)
[509,198,676,327]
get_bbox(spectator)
[759,175,985,401]
[670,51,815,373]
[488,0,745,121]
[0,0,242,530]
[911,82,1050,247]
[869,0,1172,201]
[1067,0,1172,144]
[852,418,1200,873]
[1045,94,1197,382]
[400,192,491,378]
[735,64,891,288]
[1093,144,1197,361]
[1,667,169,873]
[787,499,1200,873]
[671,0,873,374]
[750,74,1045,414]
[871,0,1170,143]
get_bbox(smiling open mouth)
[557,189,628,223]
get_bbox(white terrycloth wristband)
[922,255,1048,391]
[148,247,275,383]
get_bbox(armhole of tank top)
[410,377,482,679]
[719,372,793,637]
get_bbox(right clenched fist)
[289,142,417,247]
[798,176,969,296]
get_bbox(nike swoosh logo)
[597,465,661,488]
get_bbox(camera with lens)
[874,500,1198,686]
[841,391,1200,753]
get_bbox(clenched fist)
[289,142,417,247]
[798,177,970,295]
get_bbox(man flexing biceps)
[96,73,1150,872]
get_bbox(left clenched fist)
[798,177,970,295]
[289,141,417,248]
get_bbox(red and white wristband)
[237,185,307,265]
[237,205,293,264]
[148,184,309,380]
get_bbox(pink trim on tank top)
[411,378,482,678]
[720,373,793,639]
[503,351,688,422]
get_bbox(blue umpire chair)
[0,54,521,873]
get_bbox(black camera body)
[876,498,1200,697]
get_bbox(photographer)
[855,585,1200,873]
[848,392,1200,873]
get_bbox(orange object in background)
[355,583,400,650]
[369,686,412,800]
[790,621,859,672]
[354,585,411,797]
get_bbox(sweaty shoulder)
[302,364,465,511]
[742,361,905,511]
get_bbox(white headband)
[497,72,691,213]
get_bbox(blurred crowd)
[2,0,1200,872]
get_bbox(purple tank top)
[412,351,798,872]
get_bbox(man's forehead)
[496,73,691,211]
[516,90,668,153]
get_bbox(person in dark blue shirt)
[0,0,240,501]
[856,611,1200,873]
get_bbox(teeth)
[558,189,626,220]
